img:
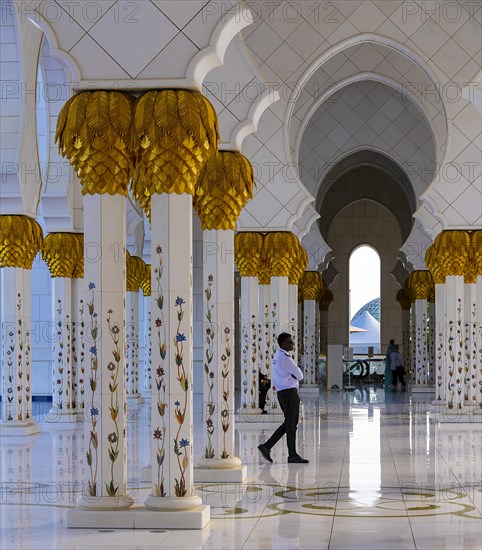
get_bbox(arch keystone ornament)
[41,232,84,422]
[131,89,218,523]
[426,231,482,418]
[0,215,43,436]
[194,151,254,482]
[56,90,135,513]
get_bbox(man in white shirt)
[258,333,309,464]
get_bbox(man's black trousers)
[264,388,300,458]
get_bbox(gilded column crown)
[289,245,308,285]
[263,232,299,278]
[42,233,84,278]
[193,151,254,230]
[126,251,146,292]
[426,230,471,284]
[299,271,323,301]
[319,289,334,311]
[0,215,44,269]
[55,91,135,195]
[396,288,412,310]
[467,230,482,283]
[131,90,219,204]
[407,270,434,301]
[141,263,151,297]
[234,232,263,277]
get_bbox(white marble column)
[428,301,435,384]
[239,276,259,413]
[0,268,40,436]
[48,278,81,422]
[76,193,132,510]
[259,284,271,381]
[476,276,482,411]
[196,229,245,482]
[288,284,298,364]
[302,300,317,386]
[434,283,446,403]
[146,193,205,515]
[401,309,410,366]
[444,275,465,410]
[142,295,152,398]
[126,291,141,401]
[73,277,86,418]
[412,299,431,390]
[464,283,477,405]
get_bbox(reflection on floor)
[1,388,481,549]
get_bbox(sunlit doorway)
[349,246,381,354]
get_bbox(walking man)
[258,333,308,464]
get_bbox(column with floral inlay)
[407,270,434,392]
[299,271,322,389]
[129,90,218,517]
[0,215,43,436]
[288,245,307,366]
[55,90,135,509]
[193,151,254,481]
[140,262,152,399]
[235,232,263,416]
[42,232,84,422]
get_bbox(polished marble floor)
[1,387,481,549]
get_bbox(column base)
[194,465,247,483]
[76,494,135,510]
[431,404,482,423]
[236,406,302,426]
[139,466,151,483]
[299,385,319,395]
[145,494,202,511]
[126,394,144,403]
[68,504,210,529]
[0,420,41,436]
[411,384,435,393]
[44,409,83,423]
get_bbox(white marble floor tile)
[1,391,480,549]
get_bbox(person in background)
[258,333,308,464]
[390,344,407,390]
[384,339,397,388]
[259,370,271,414]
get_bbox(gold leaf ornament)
[263,232,300,278]
[194,152,255,230]
[126,251,146,292]
[131,90,219,201]
[407,270,434,301]
[55,91,135,195]
[0,215,44,269]
[289,245,308,285]
[426,230,471,283]
[396,288,412,310]
[141,263,151,297]
[299,271,323,301]
[42,233,84,278]
[234,232,263,278]
[319,289,334,311]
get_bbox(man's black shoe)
[261,410,268,415]
[258,444,273,463]
[288,456,309,464]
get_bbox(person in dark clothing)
[259,370,271,414]
[390,345,407,390]
[384,339,397,388]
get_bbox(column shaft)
[126,291,140,399]
[288,285,298,364]
[240,277,259,411]
[147,193,200,510]
[413,299,429,385]
[303,300,317,385]
[77,193,132,508]
[198,229,241,469]
[0,268,40,435]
